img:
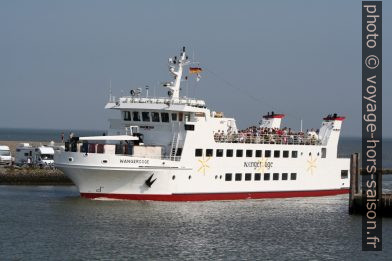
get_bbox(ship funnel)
[260,112,285,129]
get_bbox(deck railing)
[117,96,206,108]
[65,142,181,161]
[214,133,322,146]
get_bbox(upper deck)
[105,96,206,111]
[214,132,322,146]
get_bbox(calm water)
[1,183,392,260]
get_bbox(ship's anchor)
[145,174,157,188]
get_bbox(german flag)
[189,67,202,74]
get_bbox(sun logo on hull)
[197,157,211,175]
[257,157,267,173]
[307,155,317,175]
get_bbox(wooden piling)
[349,153,359,214]
[349,152,392,216]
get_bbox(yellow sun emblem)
[197,156,211,175]
[257,157,267,173]
[307,155,317,175]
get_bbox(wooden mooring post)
[349,153,359,215]
[349,153,392,216]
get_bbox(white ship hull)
[55,149,350,201]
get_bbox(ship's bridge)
[105,95,212,132]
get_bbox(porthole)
[172,175,175,180]
[309,152,311,156]
[219,175,222,179]
[102,160,108,164]
[317,152,320,156]
[188,175,191,180]
[68,157,73,162]
[215,175,218,179]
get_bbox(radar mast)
[163,47,189,99]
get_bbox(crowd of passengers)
[213,126,320,145]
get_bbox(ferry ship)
[54,47,350,201]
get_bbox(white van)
[15,143,54,167]
[35,146,55,166]
[0,145,12,165]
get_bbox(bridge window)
[132,111,140,121]
[264,173,270,181]
[195,149,203,157]
[246,150,253,157]
[235,173,242,181]
[142,112,150,122]
[206,149,213,157]
[225,173,232,181]
[273,173,279,180]
[274,150,280,158]
[254,173,261,181]
[282,173,288,180]
[321,148,327,158]
[161,112,169,122]
[283,150,289,158]
[184,124,195,131]
[245,173,252,181]
[236,150,243,157]
[290,173,297,180]
[255,150,262,157]
[226,149,233,157]
[265,150,271,158]
[216,149,223,157]
[292,151,298,158]
[124,111,131,121]
[171,113,177,121]
[152,112,160,122]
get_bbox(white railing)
[66,143,181,161]
[214,133,322,146]
[118,97,206,107]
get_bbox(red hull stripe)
[81,189,349,201]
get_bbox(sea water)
[0,184,391,260]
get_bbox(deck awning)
[79,135,139,141]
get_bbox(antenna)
[300,119,303,132]
[109,80,112,102]
[163,47,190,99]
[145,85,149,98]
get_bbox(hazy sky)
[0,0,390,137]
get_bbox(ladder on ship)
[170,123,180,161]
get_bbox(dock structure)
[349,153,392,217]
